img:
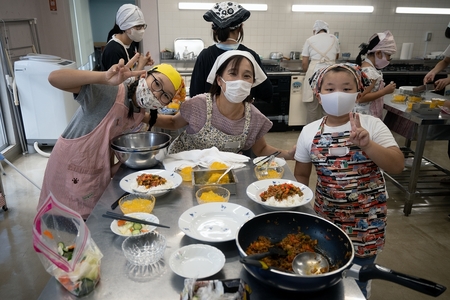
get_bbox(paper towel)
[400,43,413,60]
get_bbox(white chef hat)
[313,20,329,34]
[206,50,267,87]
[116,4,146,31]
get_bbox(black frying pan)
[236,211,446,296]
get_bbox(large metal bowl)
[111,132,171,152]
[112,145,169,169]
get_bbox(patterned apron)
[38,84,145,219]
[169,94,250,154]
[310,117,387,258]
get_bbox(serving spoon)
[292,252,330,275]
[215,166,233,184]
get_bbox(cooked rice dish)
[263,194,305,207]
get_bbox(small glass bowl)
[195,186,230,204]
[119,194,156,214]
[254,166,284,180]
[122,232,166,266]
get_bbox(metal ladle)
[292,252,330,275]
[215,166,233,184]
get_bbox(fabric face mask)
[319,92,358,116]
[374,52,390,69]
[220,78,252,103]
[127,28,145,42]
[135,78,163,109]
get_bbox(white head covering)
[116,4,146,30]
[206,50,267,87]
[367,30,397,55]
[313,20,329,34]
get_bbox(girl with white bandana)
[37,55,183,219]
[155,50,295,160]
[354,30,397,119]
[101,4,154,73]
[294,63,404,298]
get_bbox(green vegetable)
[133,223,142,230]
[57,242,65,256]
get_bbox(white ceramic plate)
[120,169,182,196]
[169,244,225,278]
[110,213,159,237]
[178,203,254,242]
[246,179,314,211]
[252,157,286,167]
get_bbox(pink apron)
[310,117,387,258]
[38,84,144,219]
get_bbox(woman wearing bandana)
[37,55,184,219]
[354,30,397,119]
[294,63,404,298]
[156,50,295,160]
[189,1,272,103]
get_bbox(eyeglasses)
[134,24,147,30]
[149,73,173,105]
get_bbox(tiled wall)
[158,0,450,60]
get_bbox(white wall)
[157,0,450,60]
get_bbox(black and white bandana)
[203,2,250,29]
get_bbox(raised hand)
[348,112,370,148]
[105,53,146,85]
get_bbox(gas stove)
[385,64,432,72]
[262,65,288,72]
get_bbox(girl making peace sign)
[293,63,404,298]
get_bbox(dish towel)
[163,147,249,171]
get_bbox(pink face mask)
[374,52,390,69]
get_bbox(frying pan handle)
[359,264,446,297]
[239,257,270,270]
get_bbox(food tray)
[192,169,238,195]
[412,103,440,116]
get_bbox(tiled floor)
[0,131,449,300]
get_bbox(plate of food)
[178,202,254,242]
[110,212,159,236]
[246,179,314,211]
[169,244,225,278]
[119,169,182,196]
[252,156,286,167]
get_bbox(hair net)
[206,50,266,87]
[367,30,396,55]
[309,63,370,96]
[313,20,329,34]
[203,2,250,30]
[116,4,146,31]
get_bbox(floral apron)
[310,117,387,258]
[38,84,144,219]
[169,94,250,154]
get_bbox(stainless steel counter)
[383,91,450,215]
[38,163,365,299]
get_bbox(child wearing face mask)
[294,63,404,299]
[154,50,295,160]
[354,30,397,119]
[37,54,184,220]
[101,4,153,73]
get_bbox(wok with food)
[236,211,446,296]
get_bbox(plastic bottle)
[183,46,189,60]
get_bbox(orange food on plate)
[136,174,167,188]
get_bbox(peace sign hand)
[105,53,146,85]
[348,112,370,148]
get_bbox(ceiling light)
[395,7,450,15]
[292,5,374,13]
[178,2,268,11]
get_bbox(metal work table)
[383,91,450,216]
[38,163,365,299]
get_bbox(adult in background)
[189,1,273,102]
[101,4,153,73]
[302,20,340,124]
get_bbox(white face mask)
[135,78,163,109]
[127,28,145,42]
[220,77,252,103]
[319,92,358,116]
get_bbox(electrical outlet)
[425,31,432,41]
